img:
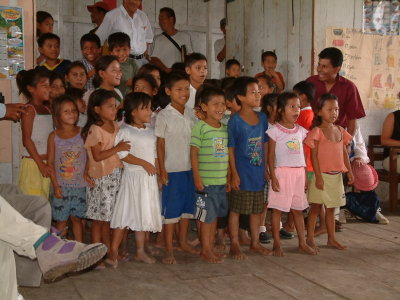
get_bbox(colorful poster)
[326,27,400,110]
[0,6,24,79]
[363,0,400,35]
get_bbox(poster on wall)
[0,6,24,79]
[363,0,400,35]
[326,27,400,110]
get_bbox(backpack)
[345,191,380,223]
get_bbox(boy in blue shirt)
[37,33,71,76]
[228,76,271,259]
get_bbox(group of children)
[14,14,356,267]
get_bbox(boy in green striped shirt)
[190,85,229,264]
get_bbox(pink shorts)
[267,167,309,212]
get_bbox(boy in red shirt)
[255,51,285,93]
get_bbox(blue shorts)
[162,170,195,224]
[195,185,228,223]
[52,187,86,221]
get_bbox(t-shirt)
[190,120,229,185]
[267,123,307,168]
[304,126,352,173]
[228,112,269,191]
[37,59,72,77]
[154,103,196,172]
[306,75,365,128]
[296,107,314,171]
[120,57,138,96]
[151,31,193,68]
[84,122,122,178]
[187,84,197,109]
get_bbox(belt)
[129,53,145,59]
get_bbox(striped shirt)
[190,120,229,185]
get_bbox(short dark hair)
[165,71,189,89]
[37,32,60,48]
[185,52,207,68]
[261,93,278,117]
[226,59,240,70]
[196,84,225,107]
[37,10,53,24]
[160,7,176,25]
[293,81,315,103]
[108,32,131,51]
[123,92,152,125]
[261,51,277,62]
[65,61,88,76]
[318,47,343,68]
[256,74,274,88]
[132,73,158,92]
[311,93,338,128]
[232,76,258,105]
[80,33,101,49]
[65,87,85,102]
[276,92,298,122]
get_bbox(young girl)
[82,89,130,261]
[17,69,53,199]
[137,63,162,88]
[305,93,354,251]
[49,72,66,107]
[267,92,316,256]
[47,96,90,241]
[108,92,162,266]
[132,74,159,126]
[65,61,88,90]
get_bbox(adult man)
[150,7,193,72]
[307,47,365,136]
[87,1,110,34]
[214,18,226,79]
[95,0,153,67]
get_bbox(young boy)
[155,71,198,264]
[185,53,208,109]
[256,74,275,99]
[37,33,71,76]
[255,51,285,93]
[80,33,102,90]
[108,32,138,96]
[190,86,229,263]
[228,76,271,259]
[225,59,241,78]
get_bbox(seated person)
[381,107,400,172]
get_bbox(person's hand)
[160,168,168,185]
[271,177,280,192]
[231,173,240,190]
[352,158,364,167]
[38,162,53,178]
[347,172,354,185]
[226,182,231,192]
[87,69,96,78]
[143,162,158,176]
[3,103,26,121]
[116,140,131,152]
[265,169,271,182]
[84,171,95,187]
[304,175,310,192]
[194,176,204,191]
[194,107,205,120]
[315,176,324,190]
[54,186,63,199]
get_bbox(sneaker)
[279,228,294,239]
[339,209,347,224]
[35,233,107,281]
[259,232,271,244]
[376,211,389,224]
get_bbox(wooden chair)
[367,135,400,211]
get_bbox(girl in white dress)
[108,92,162,266]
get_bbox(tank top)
[384,110,400,158]
[21,105,53,156]
[54,130,87,188]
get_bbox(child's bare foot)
[306,239,320,252]
[213,248,227,258]
[187,238,200,247]
[200,250,224,263]
[299,244,317,255]
[104,258,118,268]
[134,251,156,264]
[162,251,177,264]
[229,244,247,260]
[179,242,200,255]
[250,244,272,256]
[215,238,227,252]
[314,226,327,237]
[239,229,251,245]
[272,246,285,257]
[117,252,129,262]
[327,239,347,250]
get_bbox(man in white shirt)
[95,0,153,67]
[214,18,226,79]
[150,7,193,72]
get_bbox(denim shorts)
[52,186,86,221]
[195,185,228,223]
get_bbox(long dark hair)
[92,55,119,88]
[311,93,338,129]
[53,95,79,129]
[81,89,118,140]
[123,92,152,125]
[16,69,51,101]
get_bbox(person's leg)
[249,213,271,255]
[91,220,102,244]
[306,204,321,251]
[326,207,346,250]
[228,211,246,259]
[315,205,327,236]
[162,223,176,264]
[271,209,284,256]
[70,217,83,242]
[200,220,222,263]
[134,231,156,264]
[100,221,111,254]
[178,218,199,254]
[283,212,295,232]
[291,209,316,255]
[107,228,125,265]
[239,214,251,245]
[0,239,19,300]
[55,220,69,237]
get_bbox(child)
[255,51,284,93]
[305,93,354,251]
[49,72,66,106]
[190,86,229,263]
[82,89,130,260]
[108,32,138,96]
[267,92,316,256]
[256,74,275,99]
[108,92,162,266]
[185,53,208,109]
[65,61,88,90]
[132,74,158,98]
[80,33,102,90]
[225,59,241,78]
[65,87,87,127]
[37,33,71,76]
[228,76,271,259]
[36,11,54,65]
[17,69,53,199]
[137,64,163,88]
[47,96,89,242]
[155,71,198,264]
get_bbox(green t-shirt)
[190,120,229,185]
[120,57,138,96]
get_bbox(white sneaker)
[376,211,389,224]
[17,293,25,300]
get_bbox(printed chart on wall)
[326,27,400,110]
[0,6,24,79]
